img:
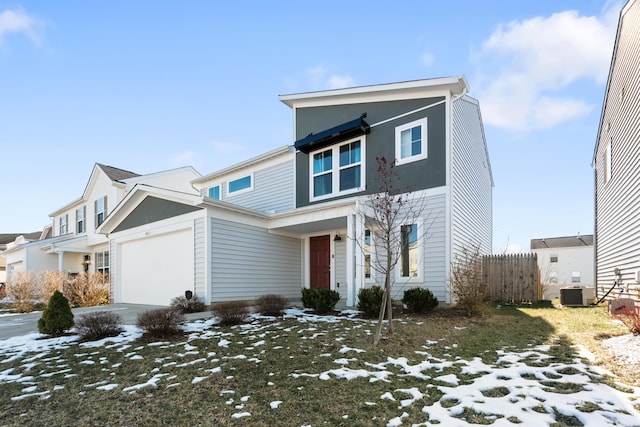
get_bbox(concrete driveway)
[0,304,212,340]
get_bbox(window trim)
[94,196,107,229]
[395,117,428,165]
[227,174,254,196]
[309,135,365,202]
[59,214,68,235]
[208,185,221,200]
[76,206,86,234]
[397,221,423,281]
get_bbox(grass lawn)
[0,302,638,426]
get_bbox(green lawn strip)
[0,303,637,426]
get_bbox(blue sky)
[0,1,622,253]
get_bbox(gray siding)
[194,217,206,299]
[450,97,493,260]
[210,218,302,301]
[594,0,640,295]
[334,239,347,300]
[295,98,447,208]
[219,160,294,213]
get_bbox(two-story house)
[593,0,640,308]
[98,76,493,306]
[1,164,201,285]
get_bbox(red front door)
[310,235,331,289]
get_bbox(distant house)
[99,76,493,306]
[0,232,41,285]
[1,164,201,286]
[593,0,640,306]
[531,235,594,299]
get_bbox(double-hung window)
[400,223,419,278]
[95,196,107,228]
[395,117,428,165]
[364,229,372,279]
[95,251,110,283]
[310,137,363,200]
[76,206,86,234]
[59,215,68,235]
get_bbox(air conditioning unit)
[560,287,595,306]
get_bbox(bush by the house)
[76,311,124,341]
[212,301,250,326]
[40,271,67,305]
[301,288,340,315]
[403,287,439,314]
[449,245,488,317]
[256,294,288,317]
[64,272,110,307]
[357,286,385,319]
[617,309,640,336]
[170,294,206,313]
[6,272,40,313]
[136,307,185,338]
[38,290,74,336]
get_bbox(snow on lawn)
[1,308,640,426]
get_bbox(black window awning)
[294,114,370,154]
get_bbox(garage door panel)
[120,229,193,306]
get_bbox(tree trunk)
[373,288,387,347]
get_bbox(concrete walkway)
[0,304,212,340]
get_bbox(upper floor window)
[400,223,419,278]
[76,206,86,234]
[95,196,107,228]
[59,214,68,235]
[550,253,558,263]
[228,175,253,195]
[395,117,428,165]
[310,137,363,201]
[208,185,221,200]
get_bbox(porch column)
[57,250,64,271]
[346,208,365,307]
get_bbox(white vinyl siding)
[210,218,302,301]
[194,217,206,299]
[594,0,640,296]
[334,239,347,300]
[450,97,493,260]
[212,160,294,212]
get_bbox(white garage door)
[120,228,194,306]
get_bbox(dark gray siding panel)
[210,218,302,301]
[113,196,201,233]
[296,98,446,208]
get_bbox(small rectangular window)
[550,253,558,263]
[76,207,85,234]
[228,175,252,194]
[571,272,581,284]
[313,149,333,197]
[401,224,418,277]
[395,117,428,165]
[60,215,68,235]
[95,196,107,228]
[208,186,220,200]
[549,272,558,284]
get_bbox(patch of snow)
[270,400,282,409]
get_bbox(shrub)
[136,307,184,338]
[256,294,288,317]
[6,272,39,313]
[76,311,124,341]
[617,309,640,336]
[40,271,67,305]
[357,286,385,319]
[301,288,340,315]
[449,245,488,317]
[212,301,250,326]
[38,290,74,336]
[170,294,206,313]
[64,273,110,307]
[403,287,439,314]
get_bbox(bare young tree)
[361,156,428,346]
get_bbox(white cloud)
[473,6,619,131]
[0,8,42,46]
[305,65,355,90]
[421,52,434,68]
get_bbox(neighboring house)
[531,235,594,299]
[1,164,201,285]
[0,232,41,285]
[593,0,640,307]
[99,76,493,306]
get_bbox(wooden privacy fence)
[482,254,540,303]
